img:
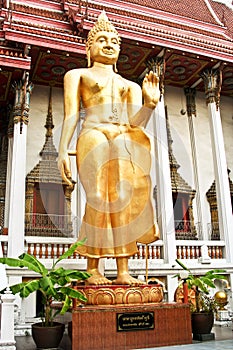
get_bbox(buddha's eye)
[97,36,106,43]
[111,39,118,45]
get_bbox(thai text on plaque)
[117,311,154,331]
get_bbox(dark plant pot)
[191,312,214,335]
[32,322,65,349]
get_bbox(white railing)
[0,234,226,261]
[131,241,164,260]
[176,239,225,259]
[25,236,79,259]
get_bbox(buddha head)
[86,11,121,71]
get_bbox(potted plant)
[0,239,90,349]
[175,259,227,337]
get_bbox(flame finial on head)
[98,10,109,22]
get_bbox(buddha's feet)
[112,273,146,286]
[85,271,112,285]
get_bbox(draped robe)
[76,122,160,258]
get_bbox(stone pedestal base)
[216,310,230,321]
[72,302,192,350]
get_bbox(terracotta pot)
[32,322,65,349]
[191,312,214,334]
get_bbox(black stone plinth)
[193,332,215,341]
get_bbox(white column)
[7,74,33,258]
[154,96,176,265]
[202,69,233,263]
[0,288,16,349]
[207,103,233,260]
[0,244,7,291]
[147,57,177,303]
[167,275,178,302]
[7,122,27,258]
[184,88,205,239]
[4,137,13,229]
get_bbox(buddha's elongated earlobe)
[87,49,91,67]
[114,63,118,72]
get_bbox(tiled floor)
[15,323,232,350]
[139,324,233,350]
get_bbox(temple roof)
[0,0,232,125]
[128,0,232,28]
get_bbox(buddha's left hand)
[142,71,160,109]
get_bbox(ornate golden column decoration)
[147,56,165,98]
[184,87,196,117]
[200,68,222,110]
[12,72,34,132]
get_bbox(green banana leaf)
[11,280,40,298]
[59,286,87,314]
[0,255,45,274]
[54,238,87,266]
[19,253,48,275]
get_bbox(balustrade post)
[0,288,16,349]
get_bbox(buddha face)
[89,31,120,66]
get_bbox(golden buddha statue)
[58,11,160,286]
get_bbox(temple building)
[0,0,232,329]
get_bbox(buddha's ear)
[86,48,91,67]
